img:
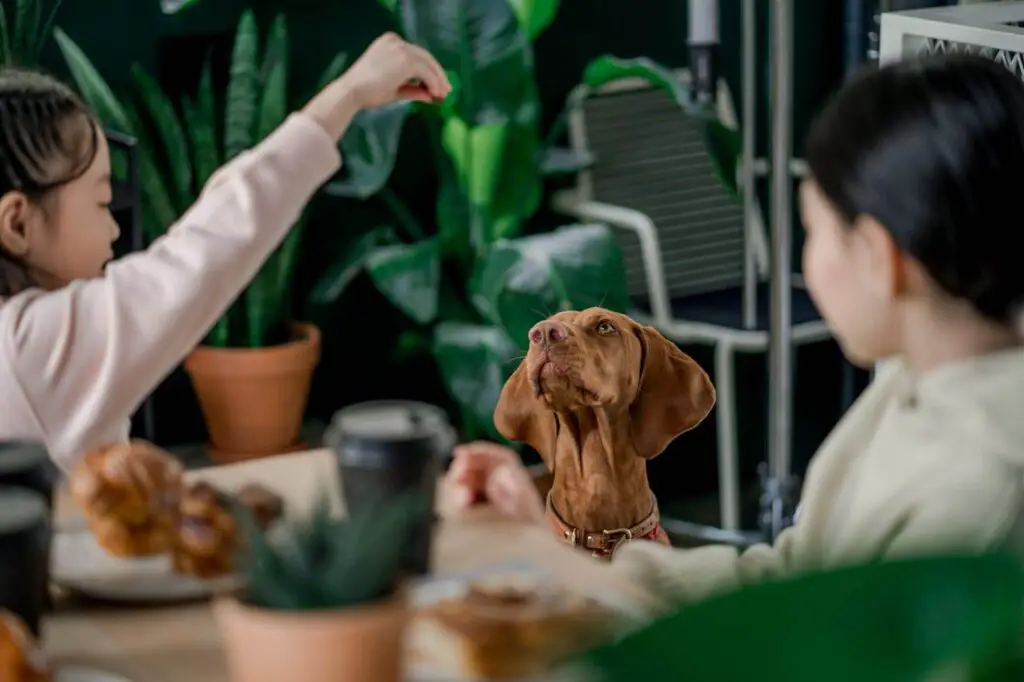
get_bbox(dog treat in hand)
[408,574,615,679]
[69,440,184,557]
[0,610,51,682]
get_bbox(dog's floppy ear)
[630,325,715,459]
[494,361,557,468]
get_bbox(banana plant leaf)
[393,0,534,127]
[507,0,559,39]
[366,237,441,326]
[575,55,741,197]
[583,554,1024,682]
[431,321,519,441]
[309,225,400,307]
[325,102,413,200]
[471,224,630,351]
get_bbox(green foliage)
[0,0,60,66]
[239,491,428,611]
[54,15,348,348]
[313,0,739,440]
[583,554,1024,682]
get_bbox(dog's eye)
[595,321,615,334]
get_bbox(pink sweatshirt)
[0,113,341,470]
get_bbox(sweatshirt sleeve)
[610,525,803,613]
[1,112,341,470]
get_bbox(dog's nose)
[529,320,568,346]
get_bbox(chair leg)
[714,343,741,531]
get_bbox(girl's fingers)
[405,43,450,98]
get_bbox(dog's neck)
[546,405,653,532]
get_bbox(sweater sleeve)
[1,113,341,469]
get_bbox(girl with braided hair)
[0,34,450,468]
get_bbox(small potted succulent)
[214,492,427,682]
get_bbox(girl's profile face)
[800,179,899,367]
[10,126,120,290]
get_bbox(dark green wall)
[46,0,850,525]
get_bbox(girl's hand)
[304,33,451,140]
[445,441,545,524]
[340,32,451,108]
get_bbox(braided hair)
[0,68,99,297]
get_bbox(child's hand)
[446,441,545,524]
[340,32,451,109]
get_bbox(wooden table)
[44,449,658,682]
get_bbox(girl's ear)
[854,214,904,300]
[0,191,36,257]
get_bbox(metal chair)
[551,72,833,532]
[106,129,156,443]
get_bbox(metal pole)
[741,0,757,330]
[766,0,795,542]
[688,0,719,104]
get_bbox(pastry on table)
[171,481,284,579]
[69,440,184,557]
[0,610,51,682]
[408,574,617,679]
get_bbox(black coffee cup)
[0,441,57,510]
[325,401,456,575]
[0,486,51,637]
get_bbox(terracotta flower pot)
[214,596,407,682]
[184,322,320,463]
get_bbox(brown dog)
[495,308,716,559]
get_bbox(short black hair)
[0,68,99,296]
[807,54,1024,323]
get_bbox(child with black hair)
[445,54,1024,605]
[0,33,450,468]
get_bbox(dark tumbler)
[0,486,51,638]
[325,401,456,575]
[0,441,57,510]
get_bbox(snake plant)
[0,0,60,66]
[238,490,427,611]
[54,12,348,348]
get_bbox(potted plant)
[215,491,426,682]
[54,12,350,460]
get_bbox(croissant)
[69,440,184,557]
[0,610,51,682]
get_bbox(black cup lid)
[0,441,48,475]
[328,400,451,443]
[0,486,48,536]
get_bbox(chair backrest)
[567,72,767,302]
[105,129,144,253]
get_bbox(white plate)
[51,530,240,602]
[57,666,134,682]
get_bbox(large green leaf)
[160,0,202,13]
[309,225,399,306]
[432,321,518,441]
[472,224,629,350]
[507,0,559,39]
[223,9,260,161]
[585,554,1024,682]
[325,102,412,200]
[395,0,534,126]
[366,237,441,325]
[255,14,289,141]
[131,65,192,213]
[579,55,741,196]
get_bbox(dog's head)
[495,308,716,460]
